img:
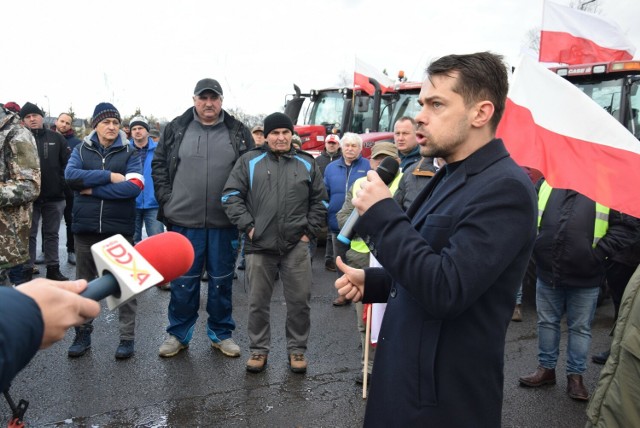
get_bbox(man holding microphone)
[335,52,537,427]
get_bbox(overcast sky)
[2,0,639,121]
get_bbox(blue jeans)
[167,226,237,344]
[536,278,599,375]
[134,208,165,244]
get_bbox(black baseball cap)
[194,78,223,96]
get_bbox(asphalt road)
[2,227,615,427]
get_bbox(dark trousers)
[64,189,74,252]
[29,199,65,266]
[75,233,137,340]
[606,260,638,320]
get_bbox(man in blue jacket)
[129,116,164,245]
[65,102,143,360]
[335,52,537,427]
[323,132,369,306]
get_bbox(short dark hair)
[395,116,416,128]
[427,51,508,132]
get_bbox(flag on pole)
[354,57,394,96]
[540,1,635,64]
[496,55,640,218]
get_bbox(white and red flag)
[540,1,635,64]
[354,57,394,96]
[497,55,640,218]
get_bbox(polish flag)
[540,1,635,64]
[497,56,640,218]
[354,57,394,96]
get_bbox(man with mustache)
[152,78,253,359]
[335,52,537,426]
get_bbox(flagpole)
[363,304,372,399]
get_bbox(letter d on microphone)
[88,234,164,310]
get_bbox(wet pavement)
[2,228,616,427]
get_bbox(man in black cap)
[222,112,327,374]
[20,102,69,281]
[152,78,253,359]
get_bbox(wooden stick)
[363,304,372,399]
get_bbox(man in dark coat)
[335,52,537,427]
[21,102,69,281]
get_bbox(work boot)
[46,264,69,281]
[23,267,33,282]
[519,366,556,387]
[567,374,589,401]
[289,353,307,374]
[68,325,93,357]
[592,349,610,365]
[67,251,76,265]
[246,353,268,373]
[115,340,135,359]
[325,259,336,272]
[511,304,523,322]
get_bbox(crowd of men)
[1,51,639,426]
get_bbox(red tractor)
[284,78,423,158]
[550,60,640,138]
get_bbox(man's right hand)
[335,256,365,302]
[110,172,125,183]
[16,279,101,349]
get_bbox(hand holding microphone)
[80,231,195,309]
[337,156,399,245]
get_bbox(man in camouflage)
[0,105,41,285]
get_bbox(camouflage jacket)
[0,108,41,268]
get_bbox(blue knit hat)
[91,102,121,128]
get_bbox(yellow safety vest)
[537,181,609,248]
[350,173,403,254]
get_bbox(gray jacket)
[152,107,253,227]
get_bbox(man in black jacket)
[56,112,82,266]
[222,112,327,374]
[334,52,537,427]
[519,181,639,401]
[21,102,69,281]
[152,78,253,359]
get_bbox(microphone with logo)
[337,156,400,245]
[80,232,195,310]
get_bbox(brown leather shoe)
[511,304,523,322]
[332,295,351,306]
[289,353,307,374]
[246,353,268,373]
[519,366,556,387]
[567,374,589,401]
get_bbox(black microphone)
[337,156,400,245]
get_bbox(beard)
[417,120,468,159]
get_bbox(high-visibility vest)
[350,173,403,254]
[537,181,609,248]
